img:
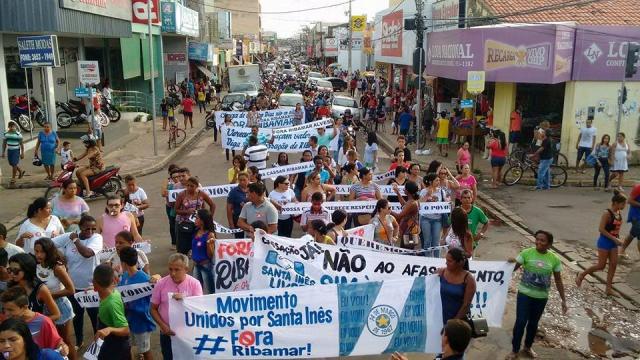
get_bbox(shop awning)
[196,65,213,79]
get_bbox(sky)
[260,0,390,38]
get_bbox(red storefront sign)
[381,10,403,57]
[132,0,160,25]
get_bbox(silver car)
[331,96,360,121]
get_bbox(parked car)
[230,82,259,97]
[331,95,360,121]
[278,93,304,109]
[324,77,348,92]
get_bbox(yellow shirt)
[227,168,249,183]
[436,117,450,139]
[198,92,206,101]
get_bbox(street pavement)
[1,106,639,358]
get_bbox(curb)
[377,131,640,309]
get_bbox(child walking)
[93,264,131,359]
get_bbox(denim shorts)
[50,296,75,325]
[630,219,640,239]
[131,331,151,353]
[491,156,506,167]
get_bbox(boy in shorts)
[119,247,155,359]
[93,264,131,359]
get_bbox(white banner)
[272,118,332,135]
[260,162,315,180]
[214,239,253,293]
[221,127,314,153]
[373,170,396,182]
[169,276,443,358]
[83,339,103,360]
[342,224,443,255]
[251,231,514,327]
[74,282,154,308]
[215,108,303,128]
[168,184,235,203]
[279,201,451,216]
[215,221,244,234]
[334,185,405,196]
[98,241,151,262]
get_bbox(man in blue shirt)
[306,155,332,184]
[226,173,249,239]
[243,125,274,150]
[398,107,413,136]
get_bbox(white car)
[331,96,360,121]
[307,71,323,80]
[314,79,334,93]
[279,93,304,109]
[230,82,259,97]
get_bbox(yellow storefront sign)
[351,15,366,32]
[467,71,485,94]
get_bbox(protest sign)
[221,127,314,153]
[260,162,315,180]
[215,239,253,293]
[373,170,395,182]
[214,221,244,234]
[168,184,235,203]
[97,241,151,262]
[251,231,513,326]
[335,185,405,196]
[215,108,303,128]
[169,276,443,358]
[272,118,332,135]
[74,282,154,308]
[83,339,103,360]
[279,201,450,216]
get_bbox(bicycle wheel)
[550,165,568,187]
[98,113,110,127]
[174,128,187,145]
[508,149,525,166]
[503,165,524,186]
[168,131,176,149]
[554,153,569,168]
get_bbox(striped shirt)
[350,182,379,200]
[301,207,331,227]
[4,131,23,150]
[244,144,268,170]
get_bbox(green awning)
[121,34,141,79]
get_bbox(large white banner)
[215,239,253,293]
[335,184,405,196]
[272,118,332,135]
[215,108,303,128]
[279,201,451,215]
[251,230,513,327]
[169,276,443,358]
[221,127,314,153]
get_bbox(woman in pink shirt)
[181,94,196,129]
[455,164,477,205]
[456,141,471,174]
[96,194,142,248]
[151,253,202,360]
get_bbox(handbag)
[177,220,195,234]
[465,313,489,338]
[586,153,597,167]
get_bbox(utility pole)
[148,0,157,156]
[414,0,425,150]
[347,0,352,76]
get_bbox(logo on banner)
[583,43,603,64]
[132,0,160,24]
[367,305,399,337]
[484,40,551,71]
[381,11,403,57]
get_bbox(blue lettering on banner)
[383,277,427,353]
[338,282,382,356]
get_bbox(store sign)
[161,2,176,32]
[219,39,234,50]
[339,38,363,51]
[132,0,160,25]
[188,42,211,62]
[175,2,199,37]
[59,0,132,21]
[17,35,60,68]
[381,10,403,57]
[432,0,461,31]
[351,15,367,32]
[573,25,640,81]
[325,38,338,57]
[426,24,572,84]
[460,99,474,108]
[467,70,485,94]
[77,61,100,86]
[165,53,187,66]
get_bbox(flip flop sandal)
[18,170,25,179]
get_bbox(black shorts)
[184,111,193,117]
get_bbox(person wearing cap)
[1,121,25,185]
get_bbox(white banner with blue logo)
[251,230,514,327]
[168,276,442,358]
[215,108,304,128]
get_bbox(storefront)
[161,1,199,85]
[0,0,132,134]
[188,41,216,81]
[426,23,575,145]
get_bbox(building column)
[0,36,11,135]
[42,67,58,131]
[560,81,577,162]
[78,38,86,60]
[493,82,517,132]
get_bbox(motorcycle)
[56,99,87,128]
[9,94,46,131]
[205,110,216,129]
[45,161,122,200]
[101,98,121,122]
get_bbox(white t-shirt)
[60,148,73,166]
[269,189,296,220]
[364,143,378,165]
[578,126,597,148]
[127,187,148,217]
[16,217,65,254]
[52,233,103,290]
[0,242,24,259]
[245,144,269,169]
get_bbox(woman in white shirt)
[269,176,298,237]
[16,197,64,254]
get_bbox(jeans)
[576,146,592,164]
[512,292,548,353]
[68,293,98,346]
[232,214,245,239]
[193,261,215,294]
[160,334,173,360]
[166,206,176,245]
[198,100,205,113]
[594,157,610,188]
[420,216,442,257]
[536,158,553,189]
[278,217,294,237]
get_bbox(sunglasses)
[7,267,21,275]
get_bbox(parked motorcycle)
[101,99,121,122]
[45,161,122,200]
[55,99,88,128]
[9,94,46,131]
[205,110,215,129]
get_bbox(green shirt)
[467,205,488,235]
[516,247,562,299]
[3,131,23,150]
[99,290,129,328]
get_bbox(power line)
[213,0,356,14]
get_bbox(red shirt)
[27,312,61,350]
[182,98,195,113]
[316,106,331,118]
[488,139,508,157]
[388,161,410,171]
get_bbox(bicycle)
[503,155,568,187]
[405,125,429,149]
[167,124,187,149]
[508,142,568,167]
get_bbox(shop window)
[516,82,566,142]
[4,54,33,89]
